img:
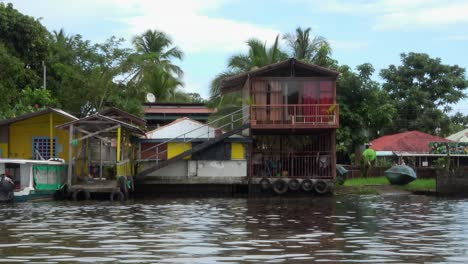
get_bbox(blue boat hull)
[14,190,56,202]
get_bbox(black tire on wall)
[259,178,271,191]
[301,179,314,192]
[110,190,125,202]
[72,188,90,201]
[288,179,300,191]
[272,179,288,195]
[314,180,329,194]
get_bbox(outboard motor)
[0,173,14,202]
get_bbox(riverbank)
[335,177,436,195]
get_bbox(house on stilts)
[135,58,339,195]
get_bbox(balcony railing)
[250,151,334,179]
[250,104,339,129]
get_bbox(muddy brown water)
[0,194,467,263]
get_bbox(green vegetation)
[0,3,203,118]
[343,177,390,186]
[402,179,436,192]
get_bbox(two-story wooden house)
[220,58,339,194]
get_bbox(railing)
[250,151,333,179]
[250,104,339,128]
[138,106,249,163]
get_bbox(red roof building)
[370,130,451,153]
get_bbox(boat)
[0,158,67,202]
[384,165,417,185]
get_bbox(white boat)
[0,158,66,202]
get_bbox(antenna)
[146,93,156,103]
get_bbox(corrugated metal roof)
[446,128,468,142]
[144,107,215,114]
[145,117,244,140]
[370,130,452,153]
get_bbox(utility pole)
[42,60,46,89]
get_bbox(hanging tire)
[272,179,288,195]
[259,178,271,191]
[288,179,300,191]
[117,176,129,200]
[301,179,314,192]
[58,184,70,199]
[72,188,90,201]
[110,189,125,202]
[314,180,329,194]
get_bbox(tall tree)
[336,63,396,153]
[128,30,184,102]
[380,52,468,135]
[283,27,334,67]
[0,3,49,74]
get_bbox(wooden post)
[49,112,53,159]
[67,124,74,186]
[117,126,121,162]
[100,139,103,179]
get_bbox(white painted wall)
[195,160,247,177]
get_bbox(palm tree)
[283,27,331,65]
[210,35,287,101]
[128,29,184,101]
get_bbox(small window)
[32,137,56,160]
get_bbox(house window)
[32,137,56,160]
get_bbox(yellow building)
[0,108,78,160]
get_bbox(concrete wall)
[145,160,188,177]
[195,160,247,177]
[142,160,247,184]
[436,168,468,194]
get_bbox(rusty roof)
[144,104,215,115]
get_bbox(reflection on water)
[1,195,468,263]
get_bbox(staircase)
[135,106,249,181]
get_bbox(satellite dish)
[146,93,156,103]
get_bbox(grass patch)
[402,179,436,192]
[343,177,389,187]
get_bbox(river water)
[0,194,468,263]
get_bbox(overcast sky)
[5,0,468,114]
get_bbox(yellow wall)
[0,143,7,158]
[167,142,191,159]
[9,113,73,160]
[231,143,245,160]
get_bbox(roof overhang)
[220,58,340,94]
[0,107,77,126]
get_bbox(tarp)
[33,164,66,191]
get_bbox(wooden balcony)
[250,104,339,130]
